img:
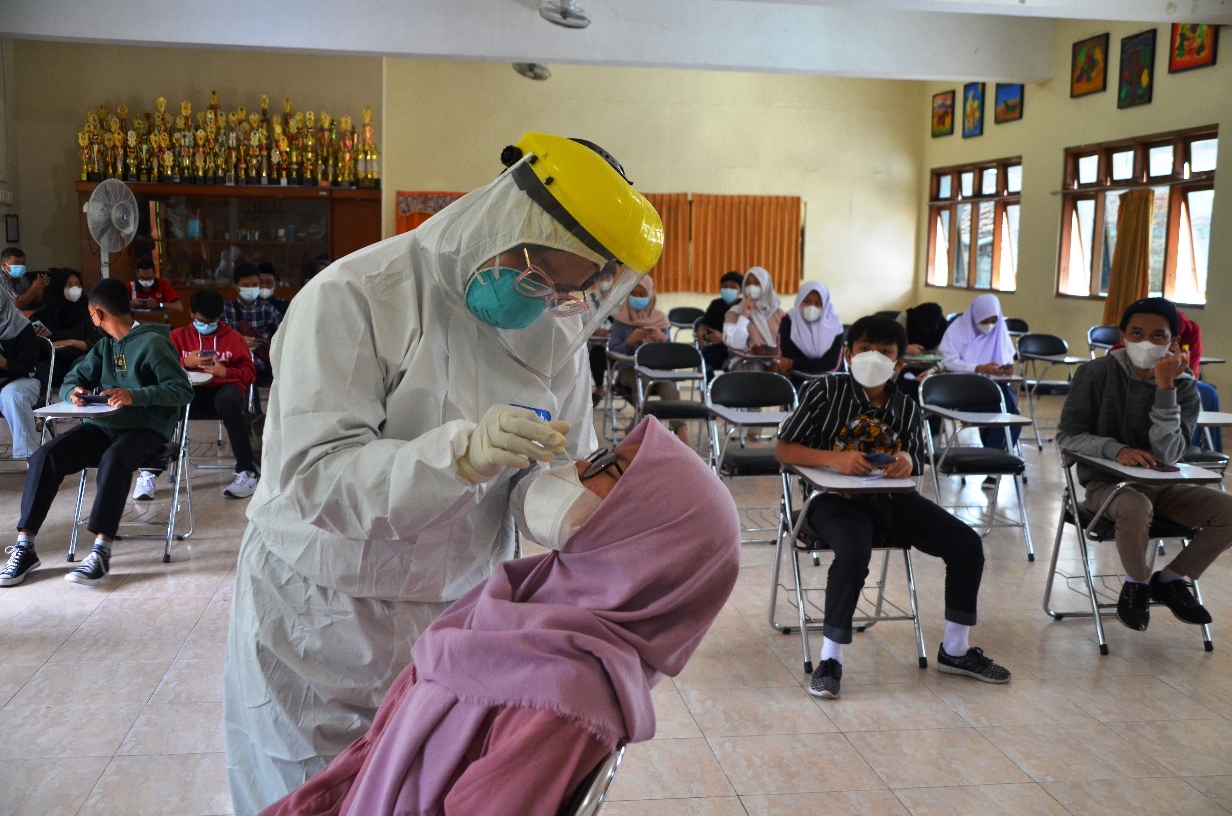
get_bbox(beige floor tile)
[175,621,231,663]
[1047,674,1215,722]
[0,756,111,816]
[1160,669,1232,719]
[929,677,1096,728]
[820,683,967,732]
[1107,718,1232,778]
[148,657,226,706]
[980,721,1169,783]
[1043,776,1228,816]
[0,663,40,709]
[7,660,169,709]
[681,686,835,737]
[78,752,233,816]
[118,702,226,755]
[741,789,909,815]
[708,733,885,795]
[674,639,801,691]
[47,620,196,664]
[602,799,748,816]
[847,727,1029,789]
[763,635,923,687]
[892,782,1071,815]
[0,703,143,759]
[1001,633,1145,678]
[1185,776,1232,813]
[653,681,703,739]
[606,738,735,801]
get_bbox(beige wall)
[382,58,924,316]
[10,40,381,269]
[915,19,1232,390]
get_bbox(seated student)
[723,266,785,360]
[128,256,184,313]
[775,314,1010,699]
[585,277,616,405]
[0,296,44,460]
[608,277,689,444]
[31,268,100,386]
[258,418,739,816]
[224,262,283,384]
[257,262,292,317]
[1057,297,1232,632]
[900,302,948,356]
[0,279,192,587]
[0,247,50,310]
[778,280,844,375]
[696,271,744,374]
[166,289,260,499]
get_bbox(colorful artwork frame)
[961,82,985,139]
[931,90,955,137]
[1071,33,1110,97]
[994,83,1024,124]
[1169,23,1219,73]
[1118,29,1157,109]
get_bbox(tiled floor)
[3,398,1232,815]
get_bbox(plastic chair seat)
[933,447,1025,475]
[1066,505,1198,541]
[1184,450,1230,469]
[642,400,711,420]
[718,447,779,476]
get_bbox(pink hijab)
[939,293,1016,369]
[262,418,740,816]
[613,275,670,330]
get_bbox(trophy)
[126,131,139,181]
[287,117,302,185]
[225,112,239,185]
[194,129,207,182]
[282,97,293,132]
[248,131,262,186]
[209,90,221,117]
[317,112,334,187]
[116,104,128,136]
[277,134,290,185]
[160,133,174,181]
[302,110,316,185]
[357,105,379,189]
[101,131,114,178]
[139,133,153,182]
[77,131,90,182]
[336,114,355,187]
[87,115,103,181]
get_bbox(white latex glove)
[456,405,571,485]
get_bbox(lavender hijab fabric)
[786,281,843,360]
[938,293,1016,371]
[335,418,741,816]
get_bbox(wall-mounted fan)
[84,178,138,279]
[539,0,589,29]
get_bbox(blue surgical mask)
[465,266,545,330]
[194,320,219,335]
[7,264,26,279]
[720,288,739,304]
[627,296,651,311]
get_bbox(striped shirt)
[778,374,927,475]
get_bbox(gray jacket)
[1056,349,1199,486]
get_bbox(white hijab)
[939,293,1016,368]
[786,280,843,359]
[728,266,782,347]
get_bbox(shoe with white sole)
[133,470,157,501]
[224,471,260,499]
[1,544,40,587]
[65,546,110,586]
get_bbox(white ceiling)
[0,0,1223,82]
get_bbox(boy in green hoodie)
[0,278,193,587]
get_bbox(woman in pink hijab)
[260,418,741,816]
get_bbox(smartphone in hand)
[1150,463,1180,473]
[864,452,897,467]
[79,394,111,405]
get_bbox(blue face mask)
[720,288,739,304]
[7,264,26,279]
[194,320,219,335]
[627,296,651,311]
[465,266,545,330]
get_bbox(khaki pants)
[1084,482,1232,583]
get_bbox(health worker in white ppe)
[223,133,664,815]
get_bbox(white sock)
[820,637,843,664]
[943,621,970,656]
[16,532,33,548]
[93,537,112,556]
[1159,566,1184,583]
[1125,574,1148,584]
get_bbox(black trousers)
[192,384,256,473]
[806,491,984,643]
[588,344,606,390]
[19,423,166,539]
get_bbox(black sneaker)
[1117,580,1151,631]
[808,658,842,699]
[1150,572,1213,625]
[937,645,1011,683]
[0,544,40,587]
[65,547,110,586]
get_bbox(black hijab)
[904,302,947,350]
[33,268,90,335]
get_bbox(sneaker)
[981,476,999,490]
[1117,580,1151,631]
[937,645,1011,683]
[808,658,843,699]
[224,471,260,499]
[1150,572,1212,625]
[0,544,40,587]
[133,470,157,501]
[65,547,110,586]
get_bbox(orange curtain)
[690,194,802,295]
[643,193,691,293]
[395,191,465,234]
[1102,188,1155,326]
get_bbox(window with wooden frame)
[1057,126,1217,305]
[926,158,1021,292]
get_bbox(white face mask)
[258,287,276,299]
[64,286,83,303]
[799,305,822,323]
[509,463,603,552]
[1125,339,1171,370]
[976,320,996,335]
[598,278,613,293]
[238,286,260,302]
[849,350,897,388]
[137,278,156,289]
[745,285,762,301]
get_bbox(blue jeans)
[1196,380,1222,452]
[0,377,41,458]
[979,382,1021,451]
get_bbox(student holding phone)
[775,315,1009,699]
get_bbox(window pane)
[1100,191,1123,296]
[981,168,998,195]
[1000,204,1020,291]
[1148,187,1170,296]
[954,203,972,287]
[929,208,951,286]
[937,174,952,199]
[1174,189,1214,304]
[974,202,995,289]
[1006,164,1022,193]
[1063,200,1095,296]
[1111,150,1134,181]
[1148,145,1174,177]
[1077,154,1099,184]
[961,172,974,197]
[1190,138,1218,173]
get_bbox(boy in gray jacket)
[1057,297,1231,632]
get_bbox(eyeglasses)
[512,248,591,317]
[580,447,624,482]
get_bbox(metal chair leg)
[791,545,812,674]
[768,473,792,634]
[1191,576,1215,651]
[1013,475,1034,561]
[1076,529,1109,655]
[1043,500,1070,619]
[67,470,88,562]
[903,549,927,668]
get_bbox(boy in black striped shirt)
[776,314,1010,698]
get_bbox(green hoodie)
[59,322,194,441]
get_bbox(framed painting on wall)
[961,82,985,138]
[994,84,1024,123]
[1119,29,1157,109]
[1071,33,1109,97]
[931,90,955,137]
[1169,23,1219,72]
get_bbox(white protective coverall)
[224,172,601,815]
